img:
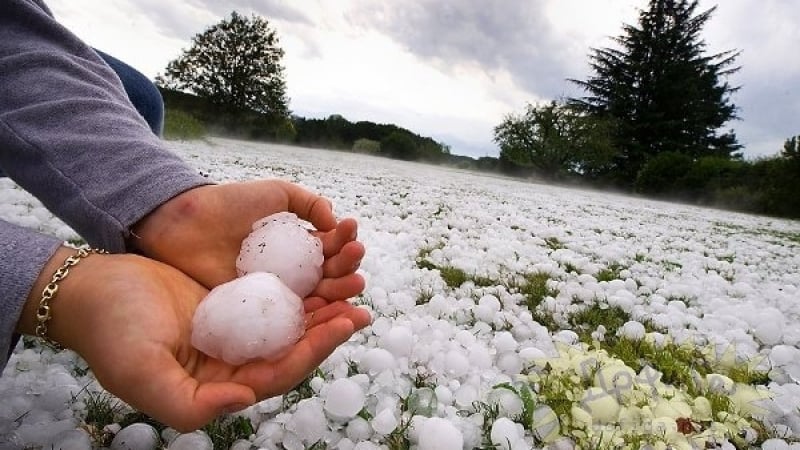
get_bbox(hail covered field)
[2,137,800,450]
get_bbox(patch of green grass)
[513,272,560,331]
[561,262,580,274]
[439,265,469,288]
[413,366,436,389]
[352,294,374,308]
[83,389,124,432]
[418,255,499,289]
[472,274,498,287]
[283,367,325,409]
[569,304,630,341]
[596,263,625,282]
[417,243,444,260]
[416,258,437,271]
[717,254,735,263]
[203,415,254,450]
[518,273,556,308]
[382,416,412,450]
[544,236,565,251]
[346,359,360,377]
[727,362,772,385]
[534,368,584,421]
[163,109,207,140]
[471,400,502,449]
[584,335,770,396]
[416,287,435,305]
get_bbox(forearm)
[0,0,209,252]
[0,219,62,369]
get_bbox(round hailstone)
[111,423,159,450]
[324,378,366,420]
[417,418,464,450]
[191,272,305,365]
[50,429,92,450]
[236,212,324,298]
[167,431,212,450]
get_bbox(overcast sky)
[48,0,799,159]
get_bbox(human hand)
[17,248,371,431]
[131,180,365,300]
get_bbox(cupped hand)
[31,249,371,431]
[131,180,365,300]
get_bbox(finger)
[317,218,359,258]
[284,182,336,232]
[304,297,329,313]
[322,241,365,278]
[311,273,366,302]
[96,349,255,432]
[304,301,360,328]
[234,315,360,398]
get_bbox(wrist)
[17,246,107,349]
[129,186,204,256]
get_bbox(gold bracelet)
[36,247,107,348]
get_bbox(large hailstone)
[191,272,305,365]
[236,212,324,298]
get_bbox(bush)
[635,151,693,195]
[380,131,418,160]
[163,109,206,140]
[680,156,747,200]
[352,138,380,154]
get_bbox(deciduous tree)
[158,11,289,119]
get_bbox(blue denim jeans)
[94,49,164,136]
[0,51,163,177]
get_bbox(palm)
[68,255,370,431]
[133,180,365,300]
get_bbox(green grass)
[81,389,125,446]
[569,304,630,341]
[163,108,207,140]
[439,265,469,288]
[416,253,501,289]
[544,237,565,250]
[596,263,625,282]
[515,272,559,331]
[283,367,326,409]
[203,415,255,449]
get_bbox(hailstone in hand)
[191,272,305,365]
[236,212,324,298]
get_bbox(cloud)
[128,0,312,42]
[344,1,574,99]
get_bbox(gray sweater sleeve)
[0,221,62,367]
[0,0,209,367]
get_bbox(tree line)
[493,0,799,218]
[158,4,799,219]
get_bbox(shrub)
[635,151,693,195]
[380,131,418,160]
[163,109,207,140]
[352,138,381,154]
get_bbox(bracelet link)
[35,247,107,348]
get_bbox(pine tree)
[157,11,289,118]
[570,0,740,186]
